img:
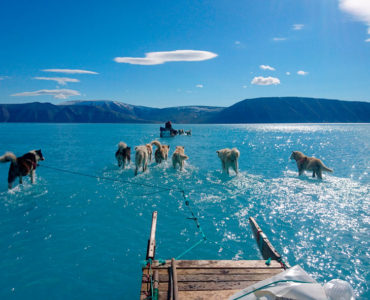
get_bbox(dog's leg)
[234,160,239,174]
[173,159,176,169]
[135,166,138,176]
[7,171,16,189]
[143,157,148,172]
[30,170,35,184]
[19,175,23,184]
[222,161,226,173]
[317,169,322,179]
[312,171,315,178]
[298,166,304,176]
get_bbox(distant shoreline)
[1,97,370,123]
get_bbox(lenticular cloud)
[12,89,80,99]
[34,77,80,85]
[114,50,218,65]
[42,69,98,75]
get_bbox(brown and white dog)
[172,146,188,170]
[134,145,150,176]
[115,142,131,169]
[290,151,333,179]
[151,141,170,164]
[0,150,45,189]
[216,148,240,175]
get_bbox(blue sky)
[0,0,369,107]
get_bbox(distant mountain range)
[0,97,369,123]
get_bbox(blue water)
[0,123,369,299]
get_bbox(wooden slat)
[146,211,158,260]
[249,217,289,268]
[179,290,242,300]
[176,281,260,291]
[143,267,283,276]
[141,290,242,300]
[151,260,282,269]
[171,258,179,300]
[175,268,283,275]
[143,278,261,292]
[157,273,277,283]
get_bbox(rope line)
[39,164,183,195]
[38,163,283,264]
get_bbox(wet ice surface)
[0,123,369,299]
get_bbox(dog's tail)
[151,140,161,149]
[0,152,17,164]
[117,142,127,149]
[230,148,240,160]
[321,164,333,173]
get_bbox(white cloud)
[292,24,304,30]
[242,85,247,88]
[235,41,241,45]
[260,65,276,71]
[114,50,218,65]
[34,77,80,85]
[272,37,287,41]
[286,72,291,75]
[0,76,10,80]
[365,38,370,42]
[251,76,280,85]
[297,70,308,75]
[42,69,98,74]
[11,89,80,99]
[339,0,370,33]
[196,84,203,88]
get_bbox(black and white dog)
[0,149,45,189]
[115,142,131,168]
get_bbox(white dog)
[172,146,188,171]
[216,148,240,175]
[134,145,150,176]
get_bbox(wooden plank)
[249,217,291,268]
[142,290,243,300]
[171,258,179,300]
[157,273,277,283]
[178,290,241,300]
[174,268,283,275]
[143,267,283,276]
[151,260,282,269]
[155,280,260,291]
[147,211,158,260]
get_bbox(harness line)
[37,164,275,263]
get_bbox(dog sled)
[140,213,355,300]
[159,121,191,138]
